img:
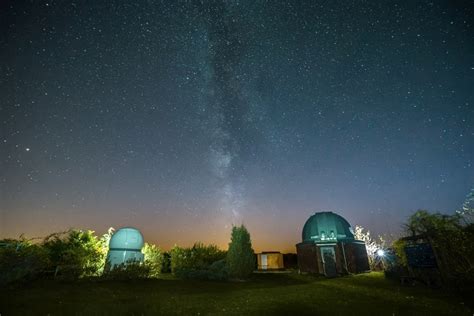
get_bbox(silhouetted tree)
[404,210,474,287]
[226,225,255,279]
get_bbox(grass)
[0,272,471,315]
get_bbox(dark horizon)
[1,1,473,253]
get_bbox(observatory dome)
[109,227,144,251]
[302,211,355,242]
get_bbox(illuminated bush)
[142,242,163,277]
[42,229,106,279]
[101,261,151,280]
[354,225,385,270]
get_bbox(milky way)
[1,1,473,251]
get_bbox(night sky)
[1,1,473,252]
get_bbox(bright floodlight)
[376,249,385,257]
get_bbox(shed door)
[261,254,267,270]
[321,246,337,277]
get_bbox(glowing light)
[376,249,385,257]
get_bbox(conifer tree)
[226,225,255,279]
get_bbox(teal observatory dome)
[109,227,144,251]
[107,227,145,268]
[302,211,355,242]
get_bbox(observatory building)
[296,211,369,277]
[107,227,145,268]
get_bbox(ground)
[0,272,471,315]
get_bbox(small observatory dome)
[302,211,355,242]
[109,227,144,250]
[107,227,145,268]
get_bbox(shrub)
[176,259,228,280]
[396,210,474,291]
[406,211,474,276]
[142,242,163,277]
[0,238,49,286]
[392,239,408,267]
[161,252,171,273]
[170,243,226,279]
[354,225,386,270]
[226,225,255,279]
[101,261,150,280]
[206,258,228,280]
[42,229,106,279]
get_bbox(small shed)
[257,252,284,270]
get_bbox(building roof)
[302,211,355,243]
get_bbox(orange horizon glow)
[1,207,307,253]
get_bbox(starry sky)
[1,1,473,252]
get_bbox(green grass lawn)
[0,272,471,315]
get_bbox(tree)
[142,242,163,277]
[404,210,474,287]
[42,229,105,279]
[99,227,115,255]
[226,225,255,279]
[169,243,227,280]
[354,225,385,270]
[170,243,226,274]
[405,210,460,236]
[458,188,474,224]
[0,237,49,285]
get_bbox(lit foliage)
[458,188,474,224]
[42,229,106,279]
[142,242,163,277]
[0,228,169,283]
[354,225,385,270]
[99,227,115,257]
[102,261,151,280]
[226,225,255,279]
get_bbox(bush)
[176,259,228,280]
[0,238,49,286]
[42,229,106,279]
[161,252,171,273]
[142,242,163,277]
[354,225,385,270]
[101,262,151,280]
[226,225,255,279]
[392,239,408,267]
[397,210,474,291]
[170,243,226,279]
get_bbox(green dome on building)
[109,227,144,251]
[107,227,145,269]
[302,211,355,242]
